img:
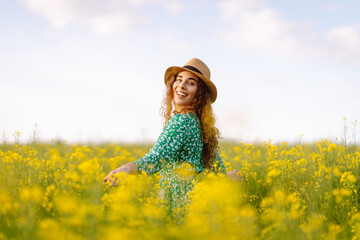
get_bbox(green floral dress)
[133,112,226,221]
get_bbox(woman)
[104,58,241,220]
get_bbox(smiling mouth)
[176,91,188,97]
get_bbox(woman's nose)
[179,81,186,89]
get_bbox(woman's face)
[173,71,199,111]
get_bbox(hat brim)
[164,66,217,103]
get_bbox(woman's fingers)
[103,176,110,182]
[103,172,114,183]
[111,180,118,187]
[103,171,114,182]
[104,167,132,186]
[227,170,245,182]
[110,175,119,186]
[104,171,120,186]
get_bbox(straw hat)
[164,58,217,103]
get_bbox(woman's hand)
[226,170,245,182]
[103,162,138,186]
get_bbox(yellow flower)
[333,167,341,177]
[267,168,281,178]
[0,190,18,214]
[20,186,42,204]
[340,172,357,185]
[332,188,351,203]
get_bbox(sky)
[1,0,360,144]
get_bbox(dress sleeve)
[133,114,191,175]
[212,151,227,175]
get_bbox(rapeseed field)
[1,139,359,239]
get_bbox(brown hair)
[160,72,220,171]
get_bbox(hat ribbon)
[183,65,203,75]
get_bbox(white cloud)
[220,0,266,19]
[160,0,185,13]
[327,25,360,53]
[90,12,140,35]
[21,0,185,34]
[219,0,360,65]
[323,3,342,13]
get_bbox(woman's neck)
[174,108,195,114]
[174,104,195,113]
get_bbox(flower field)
[1,140,360,239]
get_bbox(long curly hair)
[160,72,220,171]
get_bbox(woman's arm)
[227,170,244,182]
[103,162,138,186]
[104,114,192,185]
[133,114,191,175]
